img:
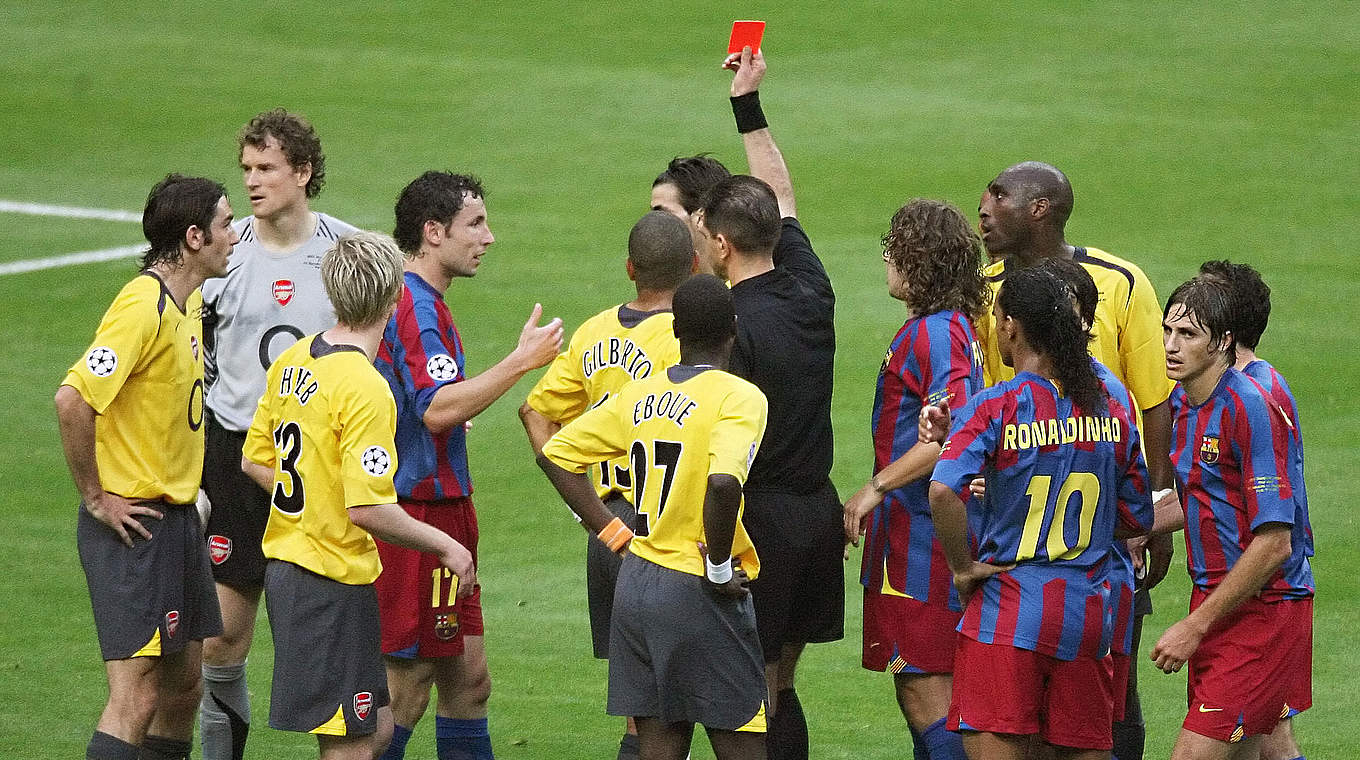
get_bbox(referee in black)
[690,45,841,760]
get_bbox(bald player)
[971,161,1175,760]
[520,211,695,760]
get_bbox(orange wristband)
[597,517,634,554]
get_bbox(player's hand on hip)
[1151,616,1205,674]
[952,560,1011,607]
[441,542,478,598]
[723,47,766,97]
[842,482,881,547]
[516,303,564,371]
[85,492,163,547]
[918,401,951,445]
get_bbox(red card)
[728,20,765,54]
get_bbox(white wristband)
[705,556,733,584]
[1153,488,1175,504]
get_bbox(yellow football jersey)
[526,305,680,499]
[977,248,1175,411]
[62,274,205,504]
[244,334,399,585]
[543,366,767,578]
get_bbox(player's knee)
[108,680,160,727]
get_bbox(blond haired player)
[241,232,474,760]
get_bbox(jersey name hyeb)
[633,389,698,428]
[1003,414,1122,451]
[276,365,320,406]
[582,337,653,380]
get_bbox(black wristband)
[730,91,768,134]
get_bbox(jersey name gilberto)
[583,337,653,380]
[277,365,320,406]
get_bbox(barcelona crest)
[435,612,460,641]
[1199,436,1220,465]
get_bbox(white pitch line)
[0,199,141,223]
[0,245,142,276]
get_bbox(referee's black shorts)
[743,481,845,662]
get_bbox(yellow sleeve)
[1119,268,1175,410]
[337,375,399,508]
[525,334,589,423]
[62,280,157,413]
[541,393,630,474]
[707,384,768,481]
[243,368,277,468]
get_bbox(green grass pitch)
[1,1,1356,757]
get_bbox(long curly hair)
[997,268,1105,414]
[883,199,990,321]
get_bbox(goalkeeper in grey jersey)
[197,109,357,760]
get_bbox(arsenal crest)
[435,613,460,641]
[273,279,295,307]
[1199,436,1220,465]
[189,335,199,361]
[207,535,232,565]
[354,691,374,720]
[165,610,180,637]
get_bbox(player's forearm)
[423,352,537,433]
[1182,524,1292,634]
[741,127,796,219]
[55,385,104,503]
[1140,400,1173,490]
[871,440,943,494]
[518,403,561,455]
[239,457,273,492]
[1149,490,1186,535]
[348,503,461,557]
[535,454,615,533]
[701,474,744,562]
[928,481,974,574]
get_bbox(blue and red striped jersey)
[861,309,983,609]
[1241,359,1314,566]
[1092,359,1140,656]
[932,371,1153,659]
[1171,367,1313,600]
[376,272,472,500]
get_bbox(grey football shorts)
[608,554,767,732]
[586,494,638,659]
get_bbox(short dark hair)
[1198,260,1271,350]
[239,109,326,198]
[393,171,486,255]
[997,268,1105,414]
[883,199,989,321]
[653,155,731,214]
[628,211,693,291]
[672,274,735,353]
[999,161,1074,230]
[700,176,780,256]
[1164,276,1237,358]
[1038,256,1099,335]
[140,173,226,270]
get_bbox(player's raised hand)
[723,46,766,97]
[85,492,163,547]
[515,303,564,371]
[440,541,478,598]
[918,400,951,445]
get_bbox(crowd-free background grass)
[2,1,1355,756]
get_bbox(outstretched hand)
[515,303,564,371]
[918,400,952,445]
[722,46,766,97]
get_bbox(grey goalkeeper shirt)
[201,212,357,432]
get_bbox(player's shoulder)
[314,213,359,241]
[1074,246,1151,290]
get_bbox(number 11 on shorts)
[431,567,459,607]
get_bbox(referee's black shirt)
[729,218,835,496]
